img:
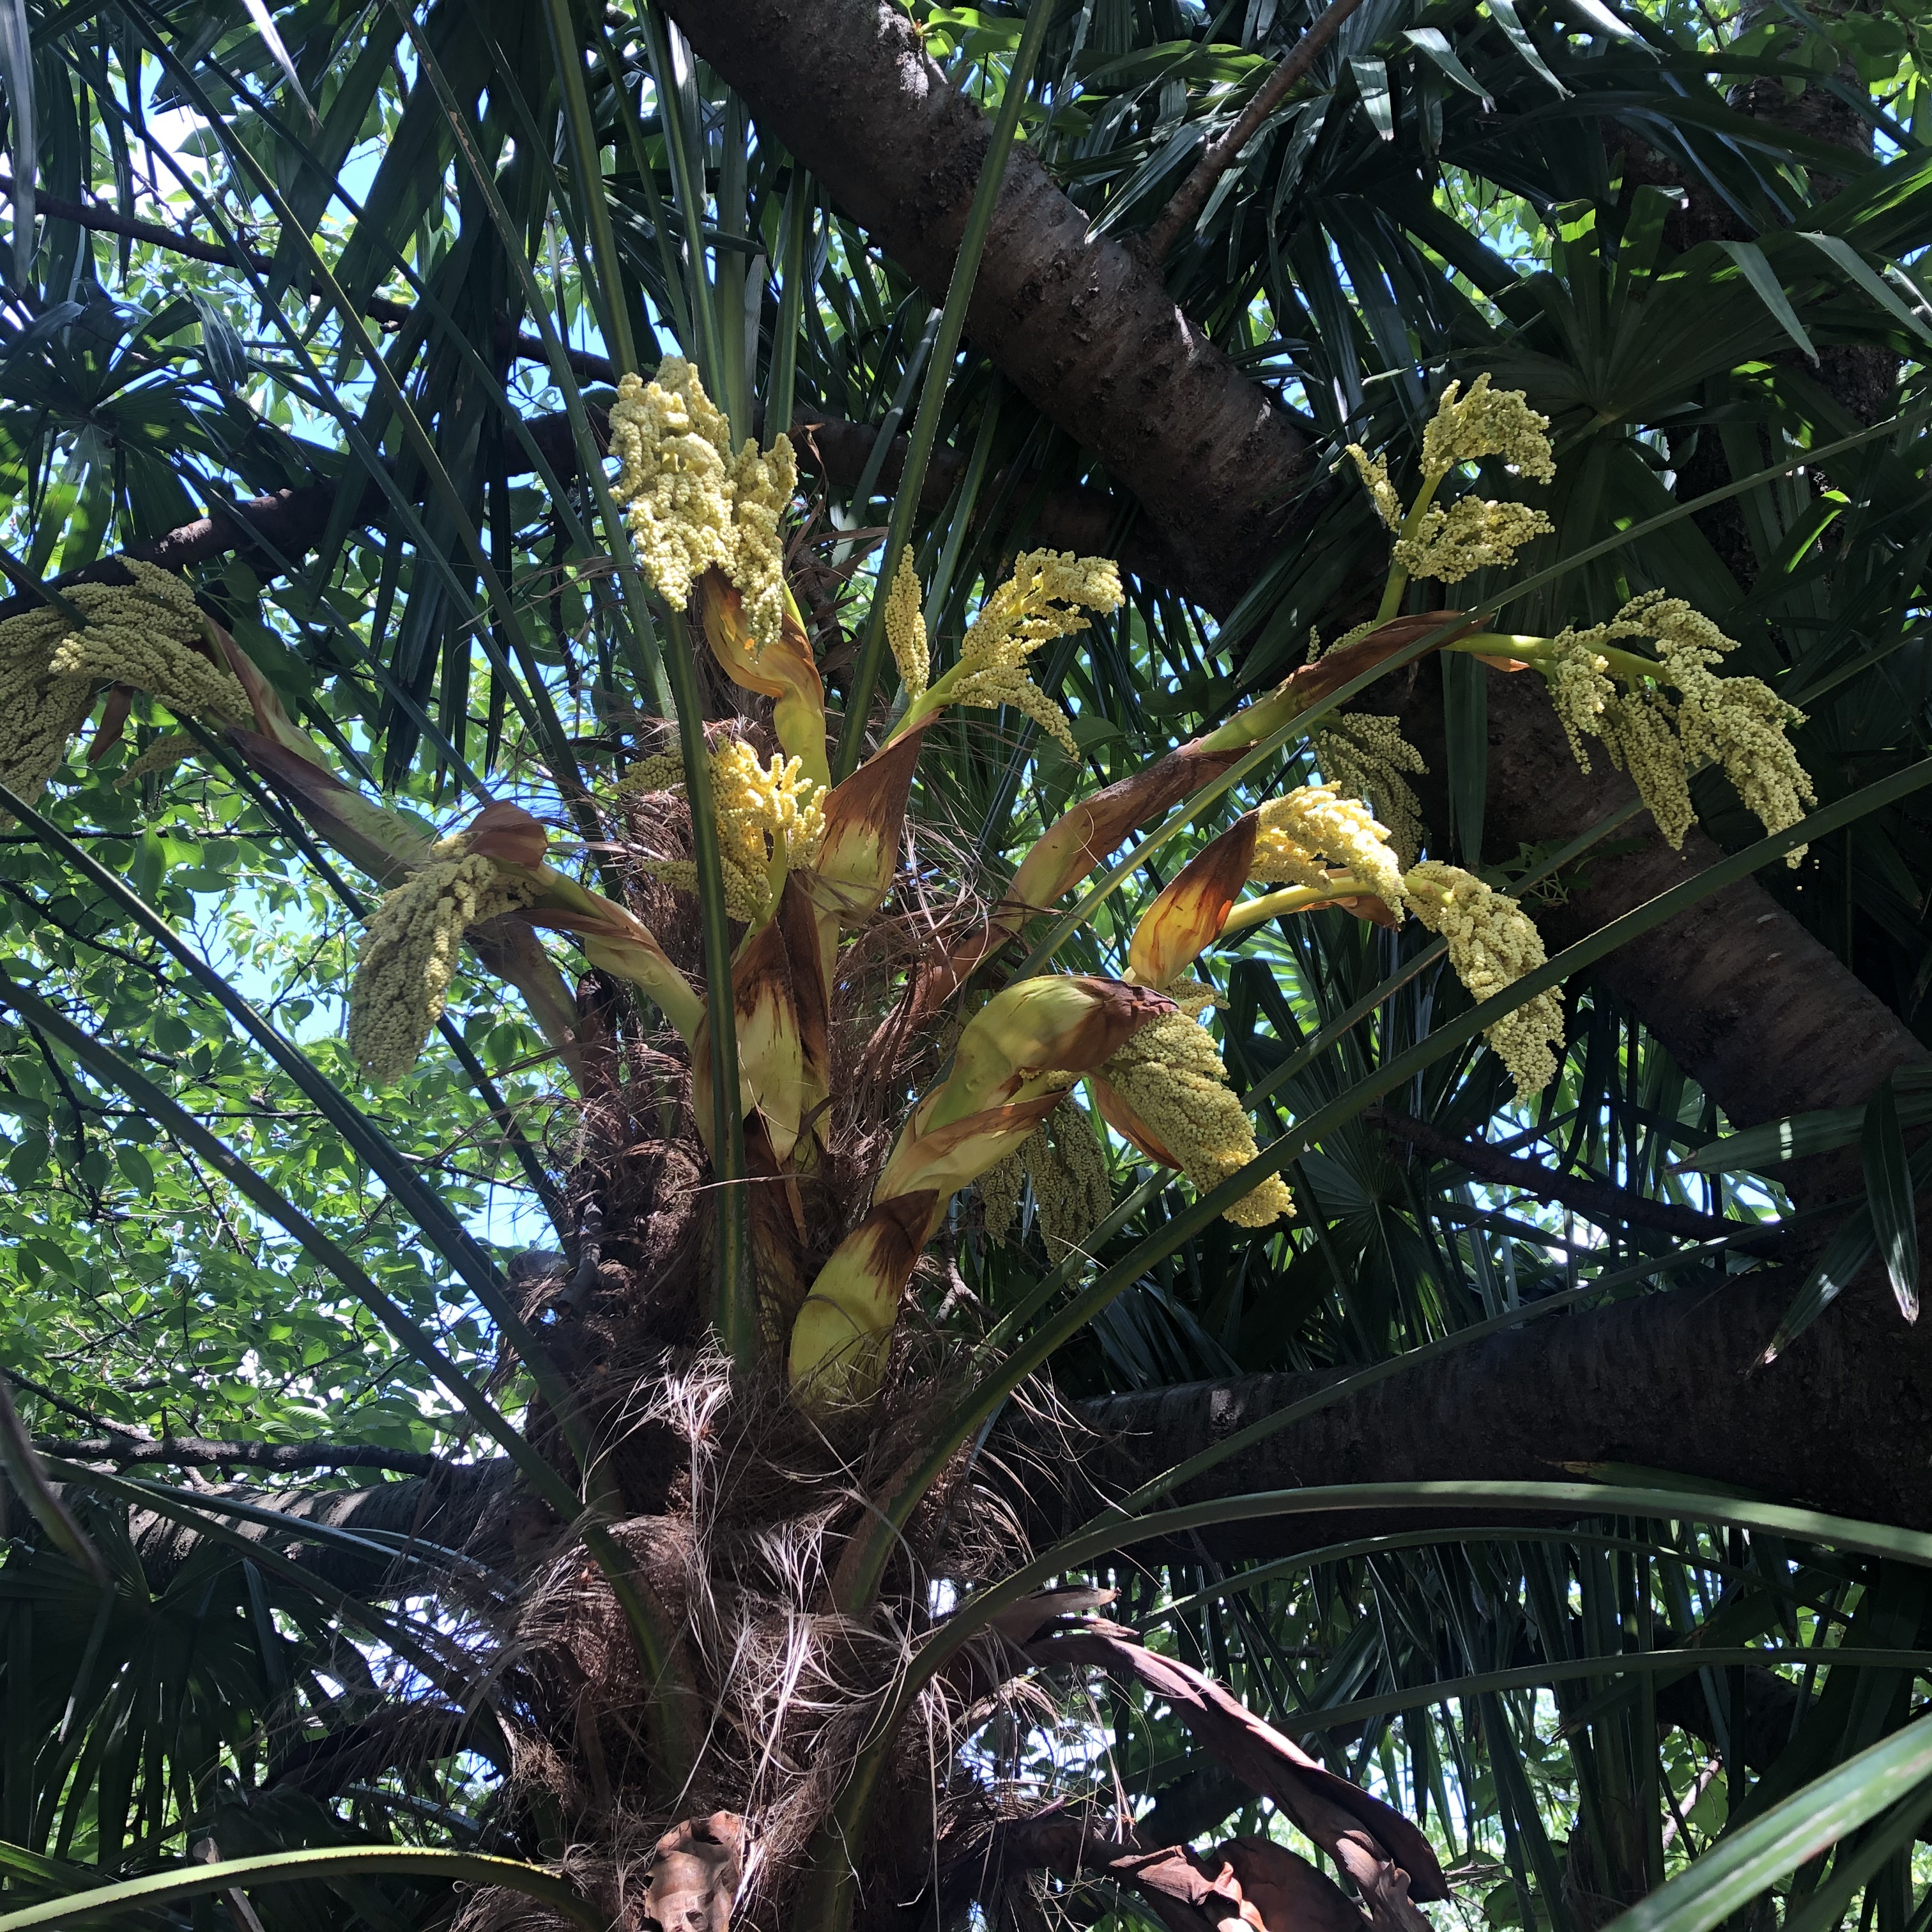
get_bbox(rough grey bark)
[1041,1261,1932,1559]
[659,0,1315,617]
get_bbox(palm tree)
[1,2,1931,1931]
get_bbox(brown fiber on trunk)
[659,0,1315,617]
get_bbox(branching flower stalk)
[1344,378,1816,862]
[1356,372,1557,622]
[7,363,1587,1418]
[8,358,1805,1932]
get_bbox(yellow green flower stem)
[884,663,964,746]
[1217,878,1377,940]
[1445,630,1663,684]
[1197,680,1305,753]
[1374,464,1448,622]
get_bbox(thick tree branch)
[222,1257,1932,1596]
[38,1432,452,1475]
[661,0,1315,617]
[1030,1263,1932,1564]
[1139,0,1372,263]
[1364,1105,1783,1248]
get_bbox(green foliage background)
[4,0,1932,1926]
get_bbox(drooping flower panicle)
[979,1096,1113,1263]
[608,357,797,654]
[0,562,247,817]
[1544,631,1618,772]
[1094,1008,1292,1228]
[1542,594,1813,862]
[348,850,538,1084]
[1314,714,1429,866]
[1402,861,1565,1098]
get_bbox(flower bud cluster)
[608,358,797,653]
[884,550,930,702]
[1313,714,1429,866]
[1418,373,1558,484]
[1099,1008,1293,1228]
[1346,447,1404,530]
[0,562,246,818]
[979,1096,1114,1262]
[348,853,537,1084]
[1345,374,1556,589]
[633,736,825,923]
[1402,861,1564,1098]
[1392,496,1553,585]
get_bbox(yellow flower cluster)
[119,732,195,784]
[1100,1008,1292,1228]
[643,737,825,923]
[1542,594,1814,863]
[1313,714,1429,866]
[607,358,797,653]
[347,854,537,1083]
[0,564,247,817]
[1401,861,1564,1098]
[1162,975,1223,1019]
[884,549,930,702]
[1345,447,1404,530]
[1418,373,1557,484]
[1544,632,1616,772]
[1343,378,1554,585]
[1250,782,1406,910]
[617,749,688,796]
[1647,598,1815,864]
[1392,496,1552,585]
[979,1098,1113,1262]
[944,549,1123,756]
[1545,631,1696,850]
[1609,689,1696,852]
[977,1142,1024,1243]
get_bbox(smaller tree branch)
[36,1432,451,1476]
[1365,1107,1786,1250]
[1139,0,1372,263]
